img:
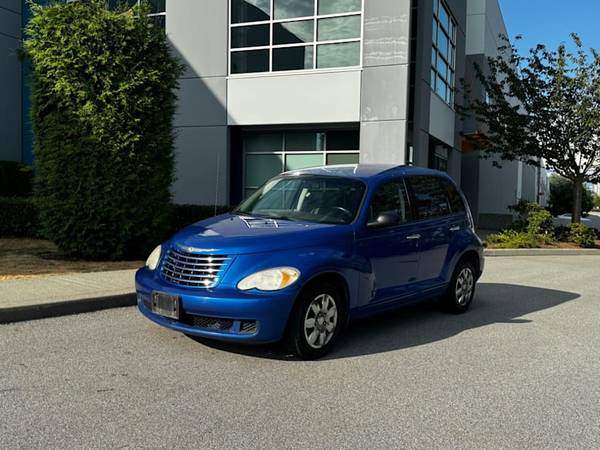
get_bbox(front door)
[354,179,420,304]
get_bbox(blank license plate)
[151,292,180,320]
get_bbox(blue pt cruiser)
[136,165,484,359]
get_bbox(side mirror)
[367,212,400,229]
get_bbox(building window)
[121,0,166,28]
[431,0,456,105]
[242,129,360,198]
[229,0,363,75]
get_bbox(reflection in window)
[317,42,360,69]
[230,0,363,74]
[409,176,452,219]
[231,0,271,23]
[369,182,413,224]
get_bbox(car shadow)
[186,283,580,361]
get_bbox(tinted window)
[369,181,413,224]
[408,176,451,219]
[440,178,465,213]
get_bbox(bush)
[527,206,554,236]
[567,223,597,248]
[25,0,183,259]
[165,204,230,238]
[0,161,33,197]
[0,197,39,237]
[486,230,547,249]
[548,176,593,216]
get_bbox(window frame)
[431,0,457,106]
[228,0,364,76]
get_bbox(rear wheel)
[286,281,346,359]
[443,259,477,313]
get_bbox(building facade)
[461,0,548,228]
[0,0,21,162]
[0,0,546,227]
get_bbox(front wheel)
[443,260,477,313]
[285,282,346,359]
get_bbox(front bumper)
[135,268,297,343]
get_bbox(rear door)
[406,176,453,285]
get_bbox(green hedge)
[0,161,33,197]
[164,204,231,238]
[0,197,39,237]
[25,0,183,259]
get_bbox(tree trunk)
[572,179,583,224]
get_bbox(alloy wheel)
[455,267,474,306]
[303,293,338,349]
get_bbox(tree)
[467,34,600,223]
[548,175,593,217]
[24,0,183,259]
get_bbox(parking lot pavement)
[1,256,599,449]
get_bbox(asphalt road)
[2,256,600,449]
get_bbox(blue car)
[136,165,484,359]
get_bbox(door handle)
[449,226,461,232]
[406,234,421,240]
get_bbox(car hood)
[169,213,352,255]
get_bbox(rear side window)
[439,178,466,213]
[408,176,452,219]
[369,180,413,224]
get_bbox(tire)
[443,259,477,314]
[285,281,346,360]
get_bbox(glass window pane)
[436,75,446,99]
[245,154,283,187]
[409,176,452,219]
[231,24,269,48]
[285,154,323,171]
[437,58,447,79]
[273,46,314,71]
[327,153,359,165]
[149,0,166,13]
[438,2,450,31]
[317,42,360,68]
[431,69,436,88]
[244,132,283,152]
[151,14,165,30]
[232,0,271,23]
[285,132,321,151]
[431,48,436,67]
[318,15,361,41]
[326,130,359,150]
[432,18,437,44]
[231,49,269,74]
[437,31,448,57]
[318,0,361,15]
[369,182,413,224]
[273,20,314,44]
[274,0,314,19]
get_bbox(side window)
[369,180,413,224]
[440,178,466,213]
[408,176,452,219]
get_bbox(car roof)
[281,164,447,181]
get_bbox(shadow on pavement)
[186,283,580,361]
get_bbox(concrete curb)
[485,248,600,257]
[0,293,136,324]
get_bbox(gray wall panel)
[172,126,229,205]
[166,0,228,78]
[360,120,407,165]
[0,1,20,14]
[363,0,410,67]
[0,6,19,38]
[361,64,408,122]
[174,77,227,127]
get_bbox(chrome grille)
[160,247,230,288]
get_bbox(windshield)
[235,175,366,225]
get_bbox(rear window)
[407,176,452,219]
[439,178,466,213]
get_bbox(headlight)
[145,245,162,270]
[237,267,300,291]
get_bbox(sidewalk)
[0,269,136,324]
